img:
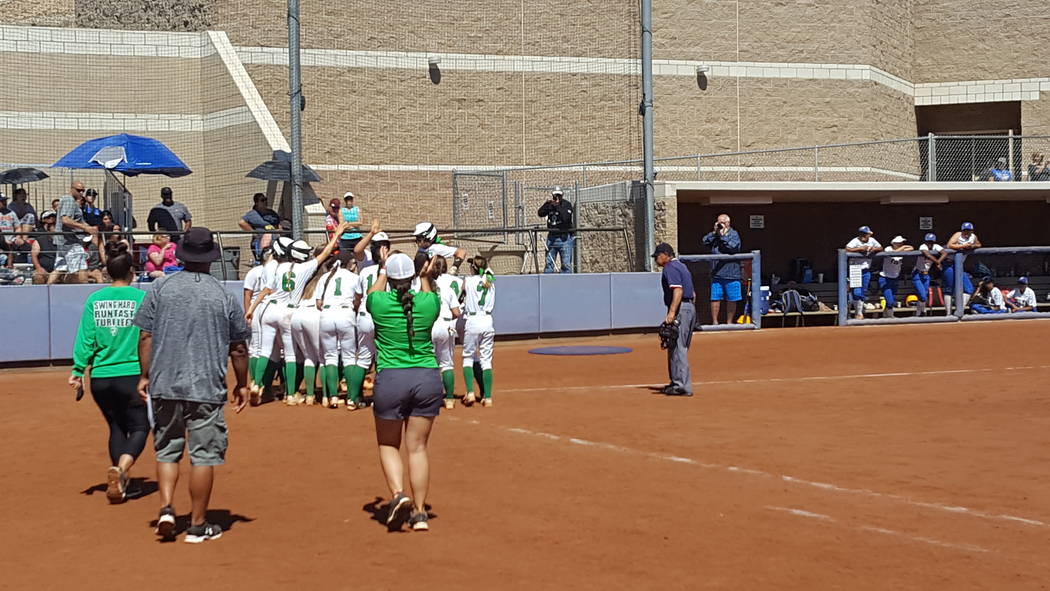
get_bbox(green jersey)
[366,290,440,370]
[72,286,145,378]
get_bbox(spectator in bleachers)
[701,213,743,324]
[969,276,1006,314]
[339,191,364,251]
[55,181,97,284]
[83,235,105,283]
[147,187,192,241]
[0,193,17,264]
[986,157,1013,182]
[944,222,981,313]
[1026,152,1050,181]
[324,198,342,241]
[145,233,178,279]
[82,188,103,227]
[50,198,60,212]
[7,233,32,270]
[845,225,882,319]
[878,236,913,318]
[912,233,946,316]
[10,188,37,232]
[1006,277,1037,313]
[239,192,280,261]
[32,210,58,284]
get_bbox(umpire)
[653,243,694,396]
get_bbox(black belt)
[681,298,694,302]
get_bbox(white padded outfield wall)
[1,273,667,364]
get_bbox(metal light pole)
[640,0,656,271]
[288,0,304,239]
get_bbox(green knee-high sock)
[302,364,317,400]
[462,366,475,395]
[482,369,493,399]
[473,362,486,397]
[345,365,367,403]
[441,370,455,399]
[322,365,339,399]
[284,362,299,397]
[248,357,259,383]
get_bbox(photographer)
[537,186,575,274]
[700,213,742,324]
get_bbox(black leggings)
[90,375,149,466]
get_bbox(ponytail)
[391,277,415,345]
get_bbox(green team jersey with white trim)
[463,271,495,314]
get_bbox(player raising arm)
[413,222,467,274]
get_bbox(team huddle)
[243,220,497,410]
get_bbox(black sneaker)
[663,386,693,397]
[386,493,412,527]
[184,522,223,544]
[155,506,176,540]
[409,511,429,532]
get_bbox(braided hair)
[390,277,415,345]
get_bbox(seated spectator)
[1027,152,1050,181]
[50,198,60,212]
[0,193,17,262]
[32,210,58,284]
[969,276,1007,314]
[985,157,1013,182]
[1006,277,1037,312]
[238,192,280,261]
[82,188,103,226]
[7,233,33,269]
[145,233,178,279]
[9,188,37,232]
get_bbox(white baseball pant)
[259,300,284,362]
[431,318,456,372]
[462,314,494,370]
[355,312,375,369]
[249,303,265,358]
[319,305,356,366]
[292,305,322,367]
[279,305,297,363]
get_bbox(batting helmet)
[289,239,312,262]
[413,222,438,242]
[272,236,293,257]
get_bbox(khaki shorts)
[153,399,228,466]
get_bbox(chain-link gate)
[452,171,508,236]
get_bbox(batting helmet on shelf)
[289,239,312,262]
[413,222,438,242]
[272,236,293,258]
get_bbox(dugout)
[669,181,1050,323]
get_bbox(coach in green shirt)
[365,251,441,532]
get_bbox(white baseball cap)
[343,191,354,199]
[385,252,415,280]
[372,231,390,242]
[552,186,564,196]
[891,235,906,244]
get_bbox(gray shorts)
[373,367,443,421]
[153,399,228,466]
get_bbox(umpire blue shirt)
[701,229,742,280]
[661,258,694,307]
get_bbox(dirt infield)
[3,320,1049,589]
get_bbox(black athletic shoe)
[663,387,693,397]
[155,506,176,540]
[386,493,412,527]
[184,522,223,544]
[409,511,429,532]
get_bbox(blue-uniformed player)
[653,243,694,397]
[944,222,981,314]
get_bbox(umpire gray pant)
[667,301,695,393]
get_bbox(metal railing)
[461,134,1050,185]
[678,251,762,331]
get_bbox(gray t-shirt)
[148,201,192,232]
[54,194,84,247]
[133,271,250,403]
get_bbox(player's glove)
[657,320,678,350]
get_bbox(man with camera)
[701,213,742,324]
[537,186,575,274]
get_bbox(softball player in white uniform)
[243,249,277,398]
[316,256,360,408]
[291,253,331,406]
[246,237,294,402]
[429,257,463,409]
[279,229,344,405]
[461,256,495,407]
[413,222,466,274]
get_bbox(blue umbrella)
[52,133,191,177]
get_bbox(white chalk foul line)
[448,417,1049,530]
[498,364,1050,395]
[766,506,990,553]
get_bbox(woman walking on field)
[69,243,148,503]
[366,252,442,531]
